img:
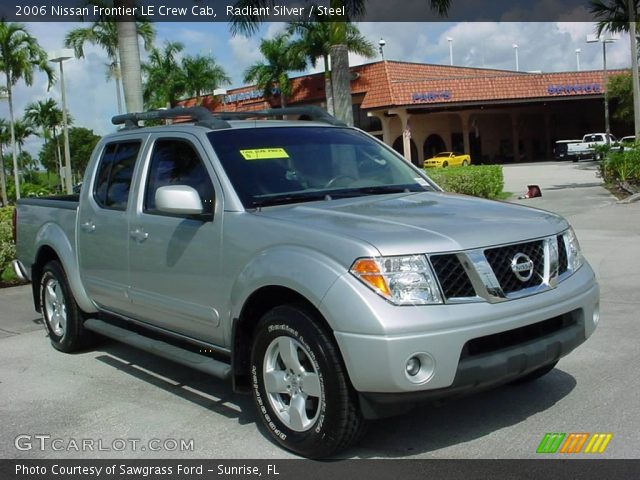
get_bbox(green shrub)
[425,165,504,199]
[0,207,16,277]
[600,143,640,185]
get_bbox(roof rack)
[111,105,345,130]
[112,106,231,129]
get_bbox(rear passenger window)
[144,139,214,216]
[93,141,141,210]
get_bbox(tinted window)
[145,139,214,216]
[93,141,141,210]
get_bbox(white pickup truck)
[566,133,617,161]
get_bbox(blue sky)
[0,21,633,156]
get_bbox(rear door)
[77,137,144,314]
[127,133,225,344]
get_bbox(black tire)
[250,304,365,458]
[509,361,558,385]
[462,160,469,166]
[442,161,449,168]
[40,260,95,353]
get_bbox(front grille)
[430,254,476,299]
[484,240,545,294]
[558,235,568,274]
[461,313,577,358]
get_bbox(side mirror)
[155,185,204,215]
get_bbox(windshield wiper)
[331,184,428,197]
[250,191,330,208]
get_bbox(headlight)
[563,227,584,272]
[350,255,443,305]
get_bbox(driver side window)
[144,139,215,216]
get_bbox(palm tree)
[24,99,64,182]
[64,0,154,114]
[0,118,9,205]
[243,33,306,108]
[116,0,145,113]
[182,55,231,103]
[0,21,54,200]
[288,20,375,115]
[142,41,186,109]
[591,0,640,36]
[231,0,450,124]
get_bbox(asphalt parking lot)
[1,160,638,459]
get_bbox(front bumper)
[323,262,599,405]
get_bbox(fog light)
[593,303,600,326]
[406,357,421,376]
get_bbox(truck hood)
[255,192,568,255]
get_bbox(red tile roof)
[178,61,627,113]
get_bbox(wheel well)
[232,286,334,393]
[31,246,60,312]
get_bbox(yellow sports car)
[424,152,471,168]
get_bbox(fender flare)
[34,222,97,314]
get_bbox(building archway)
[423,134,447,159]
[392,136,419,166]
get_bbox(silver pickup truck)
[13,107,599,458]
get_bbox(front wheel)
[250,304,364,458]
[462,160,469,166]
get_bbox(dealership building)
[182,60,629,167]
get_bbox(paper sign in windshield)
[240,148,290,160]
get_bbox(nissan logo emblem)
[511,253,534,282]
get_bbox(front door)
[127,134,224,344]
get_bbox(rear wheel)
[250,304,364,458]
[40,260,95,353]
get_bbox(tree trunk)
[116,0,144,113]
[330,44,353,126]
[323,55,334,116]
[114,59,124,115]
[6,78,20,200]
[0,143,7,206]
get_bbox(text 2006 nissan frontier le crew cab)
[13,107,600,458]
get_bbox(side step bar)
[84,319,231,380]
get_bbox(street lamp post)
[49,49,74,194]
[512,44,519,71]
[587,34,617,145]
[447,37,453,65]
[378,38,386,60]
[575,48,581,71]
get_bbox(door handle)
[130,228,149,242]
[80,221,95,233]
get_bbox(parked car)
[620,135,635,151]
[566,133,618,161]
[424,151,471,168]
[13,106,600,458]
[554,140,582,160]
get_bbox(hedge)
[425,165,504,199]
[598,143,640,187]
[0,207,16,277]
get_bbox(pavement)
[1,160,638,459]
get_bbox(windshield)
[435,152,451,158]
[207,127,435,208]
